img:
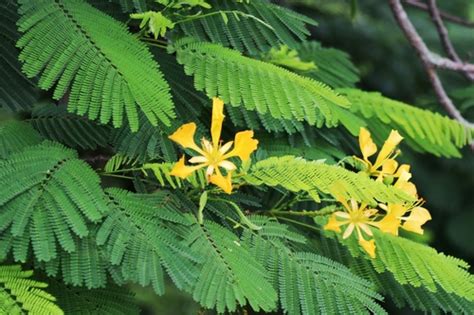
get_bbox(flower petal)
[381,159,399,176]
[211,97,225,148]
[189,156,208,164]
[324,214,345,233]
[359,127,377,160]
[169,123,202,152]
[342,223,355,239]
[358,238,376,258]
[394,168,418,197]
[219,141,233,154]
[377,204,406,235]
[170,156,204,179]
[359,223,373,237]
[374,130,403,168]
[224,130,258,161]
[402,207,432,234]
[209,169,233,194]
[218,160,237,171]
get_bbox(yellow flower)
[377,202,431,236]
[324,192,379,258]
[356,127,404,181]
[377,170,432,235]
[169,97,258,194]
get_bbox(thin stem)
[268,208,337,218]
[208,197,262,230]
[274,216,321,233]
[102,167,144,174]
[427,0,474,82]
[174,10,273,31]
[142,41,168,49]
[100,174,136,180]
[403,0,474,28]
[388,0,474,132]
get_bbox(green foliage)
[185,221,277,313]
[323,228,474,306]
[174,0,317,55]
[38,229,111,289]
[246,156,413,204]
[341,89,473,157]
[174,39,364,132]
[0,264,63,314]
[17,0,174,131]
[0,120,42,159]
[0,2,39,112]
[97,188,199,294]
[313,234,474,314]
[46,277,139,314]
[241,217,387,315]
[111,114,176,162]
[0,141,107,262]
[296,41,360,88]
[30,103,111,150]
[263,45,316,71]
[108,0,147,12]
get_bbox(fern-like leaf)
[37,227,110,289]
[96,188,199,295]
[17,0,174,131]
[111,113,177,163]
[0,120,42,159]
[246,156,413,204]
[0,141,107,262]
[341,89,473,157]
[46,277,139,314]
[30,103,111,150]
[313,234,474,314]
[329,229,474,303]
[185,221,278,313]
[173,40,364,132]
[241,217,386,315]
[296,41,360,88]
[174,0,317,55]
[0,2,39,112]
[0,264,63,314]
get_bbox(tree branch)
[427,0,474,81]
[403,0,474,28]
[388,0,474,132]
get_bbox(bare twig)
[427,0,474,81]
[403,0,474,28]
[388,0,474,131]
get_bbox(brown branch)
[388,0,474,132]
[427,0,474,81]
[403,0,474,28]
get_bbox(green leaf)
[30,103,111,150]
[246,156,413,205]
[241,217,387,315]
[97,188,199,294]
[0,264,63,315]
[0,141,107,262]
[174,0,317,54]
[340,89,473,157]
[186,221,278,313]
[17,0,174,131]
[0,120,42,159]
[174,40,360,131]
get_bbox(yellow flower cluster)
[168,97,258,194]
[325,128,432,258]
